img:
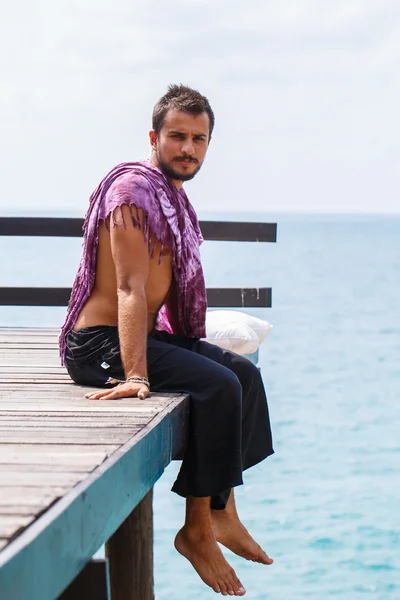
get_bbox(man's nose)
[181,140,195,155]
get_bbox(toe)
[256,545,273,564]
[218,580,228,596]
[261,553,273,565]
[232,576,246,596]
[226,578,236,595]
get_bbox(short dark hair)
[152,84,215,137]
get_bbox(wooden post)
[105,489,154,600]
[58,559,110,600]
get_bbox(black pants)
[65,326,274,509]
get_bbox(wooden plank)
[0,391,178,402]
[0,516,36,538]
[0,217,84,238]
[0,327,59,332]
[0,367,66,374]
[0,486,68,507]
[0,400,166,410]
[0,404,165,414]
[0,411,154,419]
[0,444,117,459]
[0,393,121,401]
[0,340,59,347]
[0,393,174,403]
[0,354,59,361]
[0,349,59,355]
[201,220,277,242]
[0,375,67,382]
[0,286,272,307]
[0,464,100,474]
[0,408,153,418]
[0,338,58,344]
[0,348,59,356]
[0,347,59,353]
[0,288,71,307]
[0,363,64,369]
[0,471,86,487]
[0,395,189,600]
[2,338,57,344]
[0,378,72,384]
[0,357,62,367]
[0,428,139,444]
[0,328,59,334]
[0,416,151,428]
[0,385,86,394]
[208,287,271,308]
[0,460,108,472]
[0,402,165,411]
[0,217,277,242]
[0,345,58,351]
[0,507,41,517]
[0,393,176,405]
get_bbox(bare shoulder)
[106,171,156,210]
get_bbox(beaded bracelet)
[125,376,150,389]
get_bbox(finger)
[85,390,108,400]
[87,391,118,401]
[85,388,124,401]
[98,388,130,400]
[137,386,150,400]
[101,387,143,400]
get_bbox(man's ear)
[149,130,157,150]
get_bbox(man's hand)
[84,381,150,401]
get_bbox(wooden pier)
[0,327,189,600]
[0,217,277,599]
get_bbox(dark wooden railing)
[0,218,277,308]
[0,217,276,242]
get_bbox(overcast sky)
[1,0,399,215]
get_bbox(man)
[60,84,274,596]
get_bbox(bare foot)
[212,510,273,565]
[174,526,246,596]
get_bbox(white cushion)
[203,310,273,355]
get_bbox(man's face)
[150,108,211,184]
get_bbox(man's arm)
[85,204,150,401]
[112,205,149,382]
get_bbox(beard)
[156,151,203,182]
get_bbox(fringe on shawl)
[106,204,167,264]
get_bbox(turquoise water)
[1,213,399,599]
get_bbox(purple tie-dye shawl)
[59,160,207,364]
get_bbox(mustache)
[174,157,198,163]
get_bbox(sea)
[1,212,399,599]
